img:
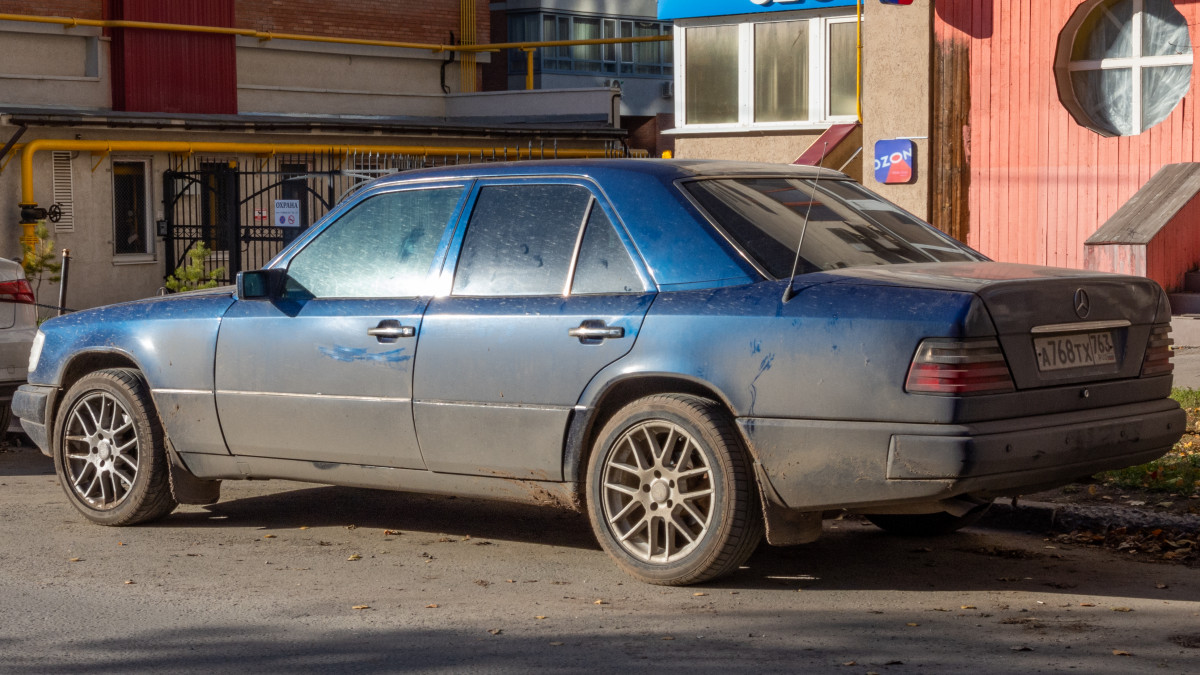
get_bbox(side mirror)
[236,268,286,300]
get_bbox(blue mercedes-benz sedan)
[14,160,1184,585]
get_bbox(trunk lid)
[825,262,1164,389]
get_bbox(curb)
[979,499,1200,535]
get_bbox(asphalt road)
[1,445,1197,674]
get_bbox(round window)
[1057,0,1193,136]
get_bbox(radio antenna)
[781,141,828,303]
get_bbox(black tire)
[865,501,992,536]
[585,394,763,585]
[52,368,178,526]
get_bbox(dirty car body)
[15,160,1184,585]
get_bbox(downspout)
[857,0,863,123]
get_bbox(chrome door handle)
[367,320,415,341]
[568,321,625,341]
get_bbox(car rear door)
[214,182,467,468]
[413,179,655,479]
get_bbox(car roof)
[369,158,848,187]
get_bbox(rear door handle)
[367,320,416,342]
[568,320,625,342]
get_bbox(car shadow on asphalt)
[159,483,603,551]
[0,445,54,477]
[151,482,1200,602]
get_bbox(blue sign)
[874,139,914,185]
[658,0,858,20]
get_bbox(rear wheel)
[865,501,992,536]
[585,394,763,585]
[52,369,177,526]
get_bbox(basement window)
[112,160,154,258]
[1058,0,1193,136]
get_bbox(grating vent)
[52,151,74,232]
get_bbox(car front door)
[214,183,467,468]
[413,180,655,479]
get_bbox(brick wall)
[0,1,102,19]
[0,1,489,46]
[235,0,488,45]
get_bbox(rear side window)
[571,207,642,295]
[453,184,592,296]
[685,178,981,278]
[286,186,462,298]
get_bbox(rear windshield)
[684,177,983,279]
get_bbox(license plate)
[1034,331,1116,372]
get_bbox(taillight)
[1141,323,1174,377]
[906,337,1015,395]
[0,279,34,305]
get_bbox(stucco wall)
[861,0,932,220]
[674,131,824,165]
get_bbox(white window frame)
[1062,0,1194,136]
[111,157,156,263]
[673,10,859,134]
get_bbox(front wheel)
[585,394,763,586]
[52,368,178,526]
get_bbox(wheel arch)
[47,350,144,446]
[563,372,743,487]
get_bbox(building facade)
[1,0,630,311]
[660,0,1200,295]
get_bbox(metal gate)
[161,149,533,284]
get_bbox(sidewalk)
[1173,315,1200,389]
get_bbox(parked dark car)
[14,160,1184,585]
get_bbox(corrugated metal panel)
[51,151,74,233]
[933,0,1200,273]
[110,0,236,114]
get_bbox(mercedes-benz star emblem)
[1074,289,1091,319]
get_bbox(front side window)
[1060,0,1193,136]
[286,187,462,299]
[112,160,152,256]
[684,178,982,278]
[680,13,857,129]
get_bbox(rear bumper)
[13,383,54,456]
[738,398,1184,512]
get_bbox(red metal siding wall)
[934,0,1200,273]
[109,0,237,114]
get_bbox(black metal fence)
[161,148,600,285]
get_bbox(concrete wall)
[861,0,933,220]
[236,38,460,116]
[0,21,110,109]
[446,87,619,125]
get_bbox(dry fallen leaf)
[661,636,675,641]
[906,623,919,627]
[352,605,370,610]
[488,629,502,635]
[961,605,977,610]
[426,604,439,609]
[123,580,135,585]
[1112,650,1132,656]
[693,592,708,597]
[383,529,401,536]
[117,542,125,546]
[1080,603,1096,607]
[68,557,82,563]
[1112,607,1134,612]
[594,599,607,605]
[299,526,310,530]
[262,534,276,539]
[347,554,362,561]
[1156,583,1169,589]
[535,616,547,620]
[345,524,358,530]
[549,642,564,647]
[841,661,857,667]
